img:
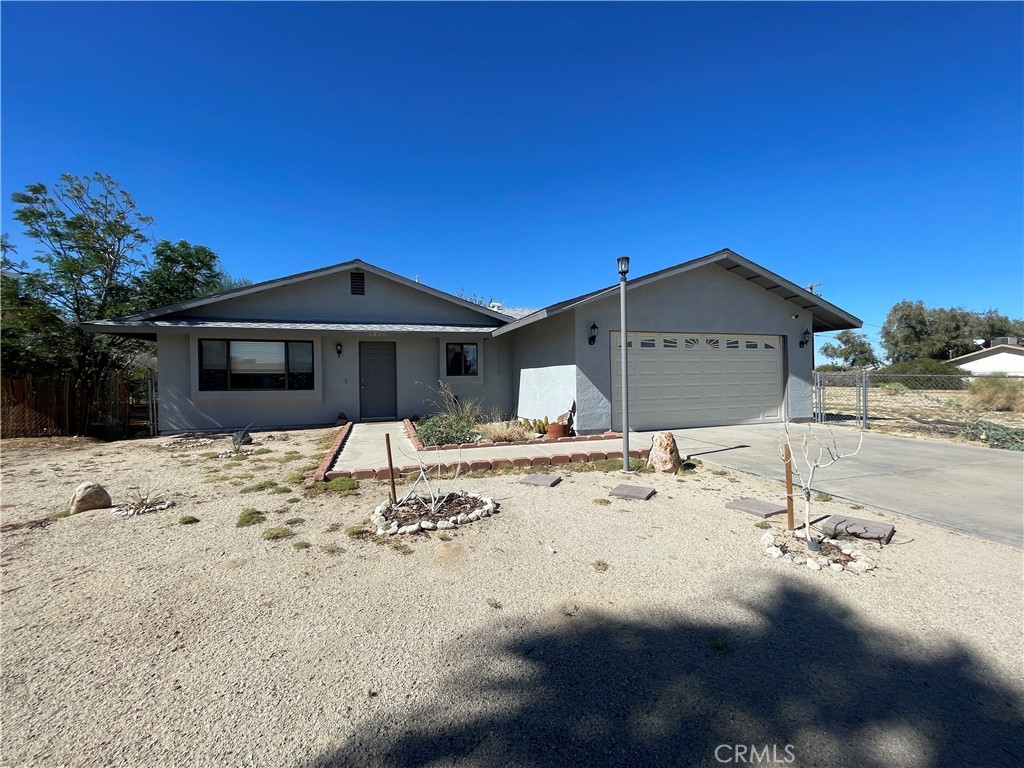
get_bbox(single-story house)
[949,340,1024,377]
[84,248,862,434]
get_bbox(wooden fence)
[0,373,138,439]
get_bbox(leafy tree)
[141,239,222,309]
[881,300,1024,363]
[214,269,252,293]
[1,235,75,375]
[880,300,932,363]
[4,173,244,385]
[818,330,880,368]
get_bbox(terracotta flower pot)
[546,423,570,439]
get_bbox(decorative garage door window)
[610,332,783,430]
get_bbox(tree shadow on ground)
[309,581,1023,768]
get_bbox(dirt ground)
[1,427,1022,768]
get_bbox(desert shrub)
[968,377,1024,412]
[305,477,359,496]
[416,414,477,446]
[262,526,296,540]
[877,381,910,394]
[416,382,481,446]
[476,420,530,442]
[876,360,968,390]
[239,479,279,494]
[236,508,267,527]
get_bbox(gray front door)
[359,342,397,420]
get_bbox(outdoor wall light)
[589,323,599,345]
[335,342,343,358]
[799,329,812,348]
[617,255,630,276]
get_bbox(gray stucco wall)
[512,264,815,433]
[156,330,512,433]
[186,269,497,326]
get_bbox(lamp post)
[618,255,631,473]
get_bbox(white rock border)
[112,500,177,518]
[759,530,877,575]
[370,491,499,536]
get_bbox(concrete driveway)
[635,424,1024,548]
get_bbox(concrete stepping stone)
[609,484,656,501]
[520,474,562,487]
[725,498,786,519]
[821,514,895,544]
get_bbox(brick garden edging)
[313,422,353,481]
[401,418,622,452]
[323,421,650,480]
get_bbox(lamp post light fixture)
[618,256,631,473]
[588,322,599,345]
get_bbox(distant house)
[83,248,861,434]
[949,340,1024,377]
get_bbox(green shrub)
[416,382,482,446]
[239,479,279,494]
[968,376,1024,412]
[262,526,295,540]
[416,413,477,446]
[876,360,968,390]
[236,508,267,527]
[306,477,359,496]
[179,515,200,525]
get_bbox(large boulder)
[646,431,682,473]
[68,482,112,515]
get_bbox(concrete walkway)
[331,421,1024,548]
[329,422,639,475]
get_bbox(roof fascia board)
[496,248,862,336]
[949,345,1024,364]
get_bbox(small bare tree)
[393,445,464,515]
[779,422,864,548]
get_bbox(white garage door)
[611,332,783,430]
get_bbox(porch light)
[799,329,811,348]
[335,342,343,358]
[589,323,599,345]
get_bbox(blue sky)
[2,2,1021,357]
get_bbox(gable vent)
[350,272,365,295]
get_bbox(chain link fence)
[814,372,1024,451]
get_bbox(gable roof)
[492,248,862,336]
[95,258,514,324]
[949,344,1024,365]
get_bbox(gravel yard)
[2,428,1022,768]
